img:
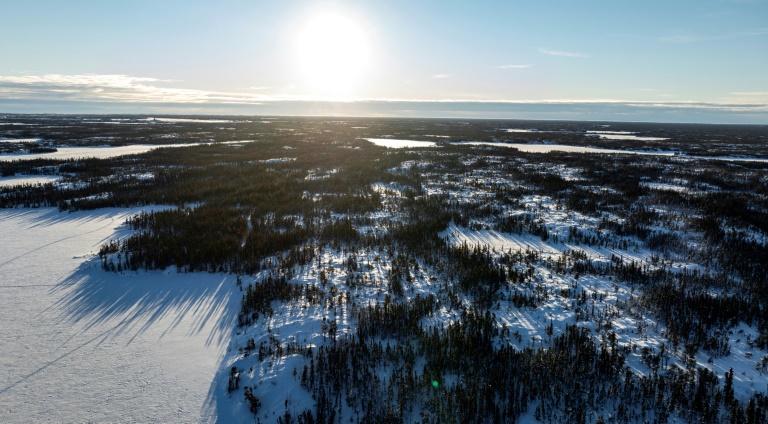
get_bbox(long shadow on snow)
[48,258,241,421]
[0,206,242,421]
[50,260,239,349]
[0,206,172,270]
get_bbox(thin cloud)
[359,97,768,112]
[731,91,768,95]
[538,49,590,58]
[432,74,452,79]
[0,74,281,104]
[496,64,532,69]
[1,74,766,119]
[0,74,170,87]
[248,86,273,90]
[0,73,381,104]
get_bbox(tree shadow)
[0,206,172,270]
[50,261,239,349]
[0,206,240,420]
[48,260,242,419]
[2,207,132,228]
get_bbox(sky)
[1,0,767,123]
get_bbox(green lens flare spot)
[432,381,439,388]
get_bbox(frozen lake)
[459,141,675,155]
[0,175,61,187]
[0,138,40,143]
[0,144,200,162]
[0,141,255,162]
[585,131,669,141]
[461,141,768,162]
[365,138,437,148]
[0,207,238,422]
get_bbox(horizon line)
[2,98,766,125]
[2,110,766,127]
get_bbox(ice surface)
[0,142,253,162]
[0,138,40,143]
[365,138,437,148]
[0,175,61,187]
[0,207,238,423]
[459,141,675,155]
[586,131,669,141]
[504,129,543,133]
[0,145,195,161]
[141,118,235,123]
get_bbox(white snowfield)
[0,175,61,187]
[0,141,256,162]
[0,144,198,162]
[0,207,238,423]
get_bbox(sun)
[294,11,370,99]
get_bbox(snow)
[0,141,253,162]
[585,131,635,135]
[0,175,61,187]
[675,154,768,163]
[0,138,40,143]
[442,222,767,399]
[214,244,462,422]
[458,141,675,156]
[254,157,296,164]
[586,131,669,141]
[364,138,437,148]
[0,145,194,161]
[0,207,238,423]
[361,139,768,163]
[3,136,765,422]
[142,118,235,123]
[641,182,691,193]
[441,223,561,257]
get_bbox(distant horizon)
[2,99,767,126]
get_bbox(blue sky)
[1,0,767,123]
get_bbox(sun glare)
[294,11,370,99]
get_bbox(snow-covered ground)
[441,224,767,401]
[0,141,254,162]
[365,138,437,148]
[215,226,767,421]
[459,141,675,156]
[0,175,61,187]
[0,145,196,161]
[0,207,238,422]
